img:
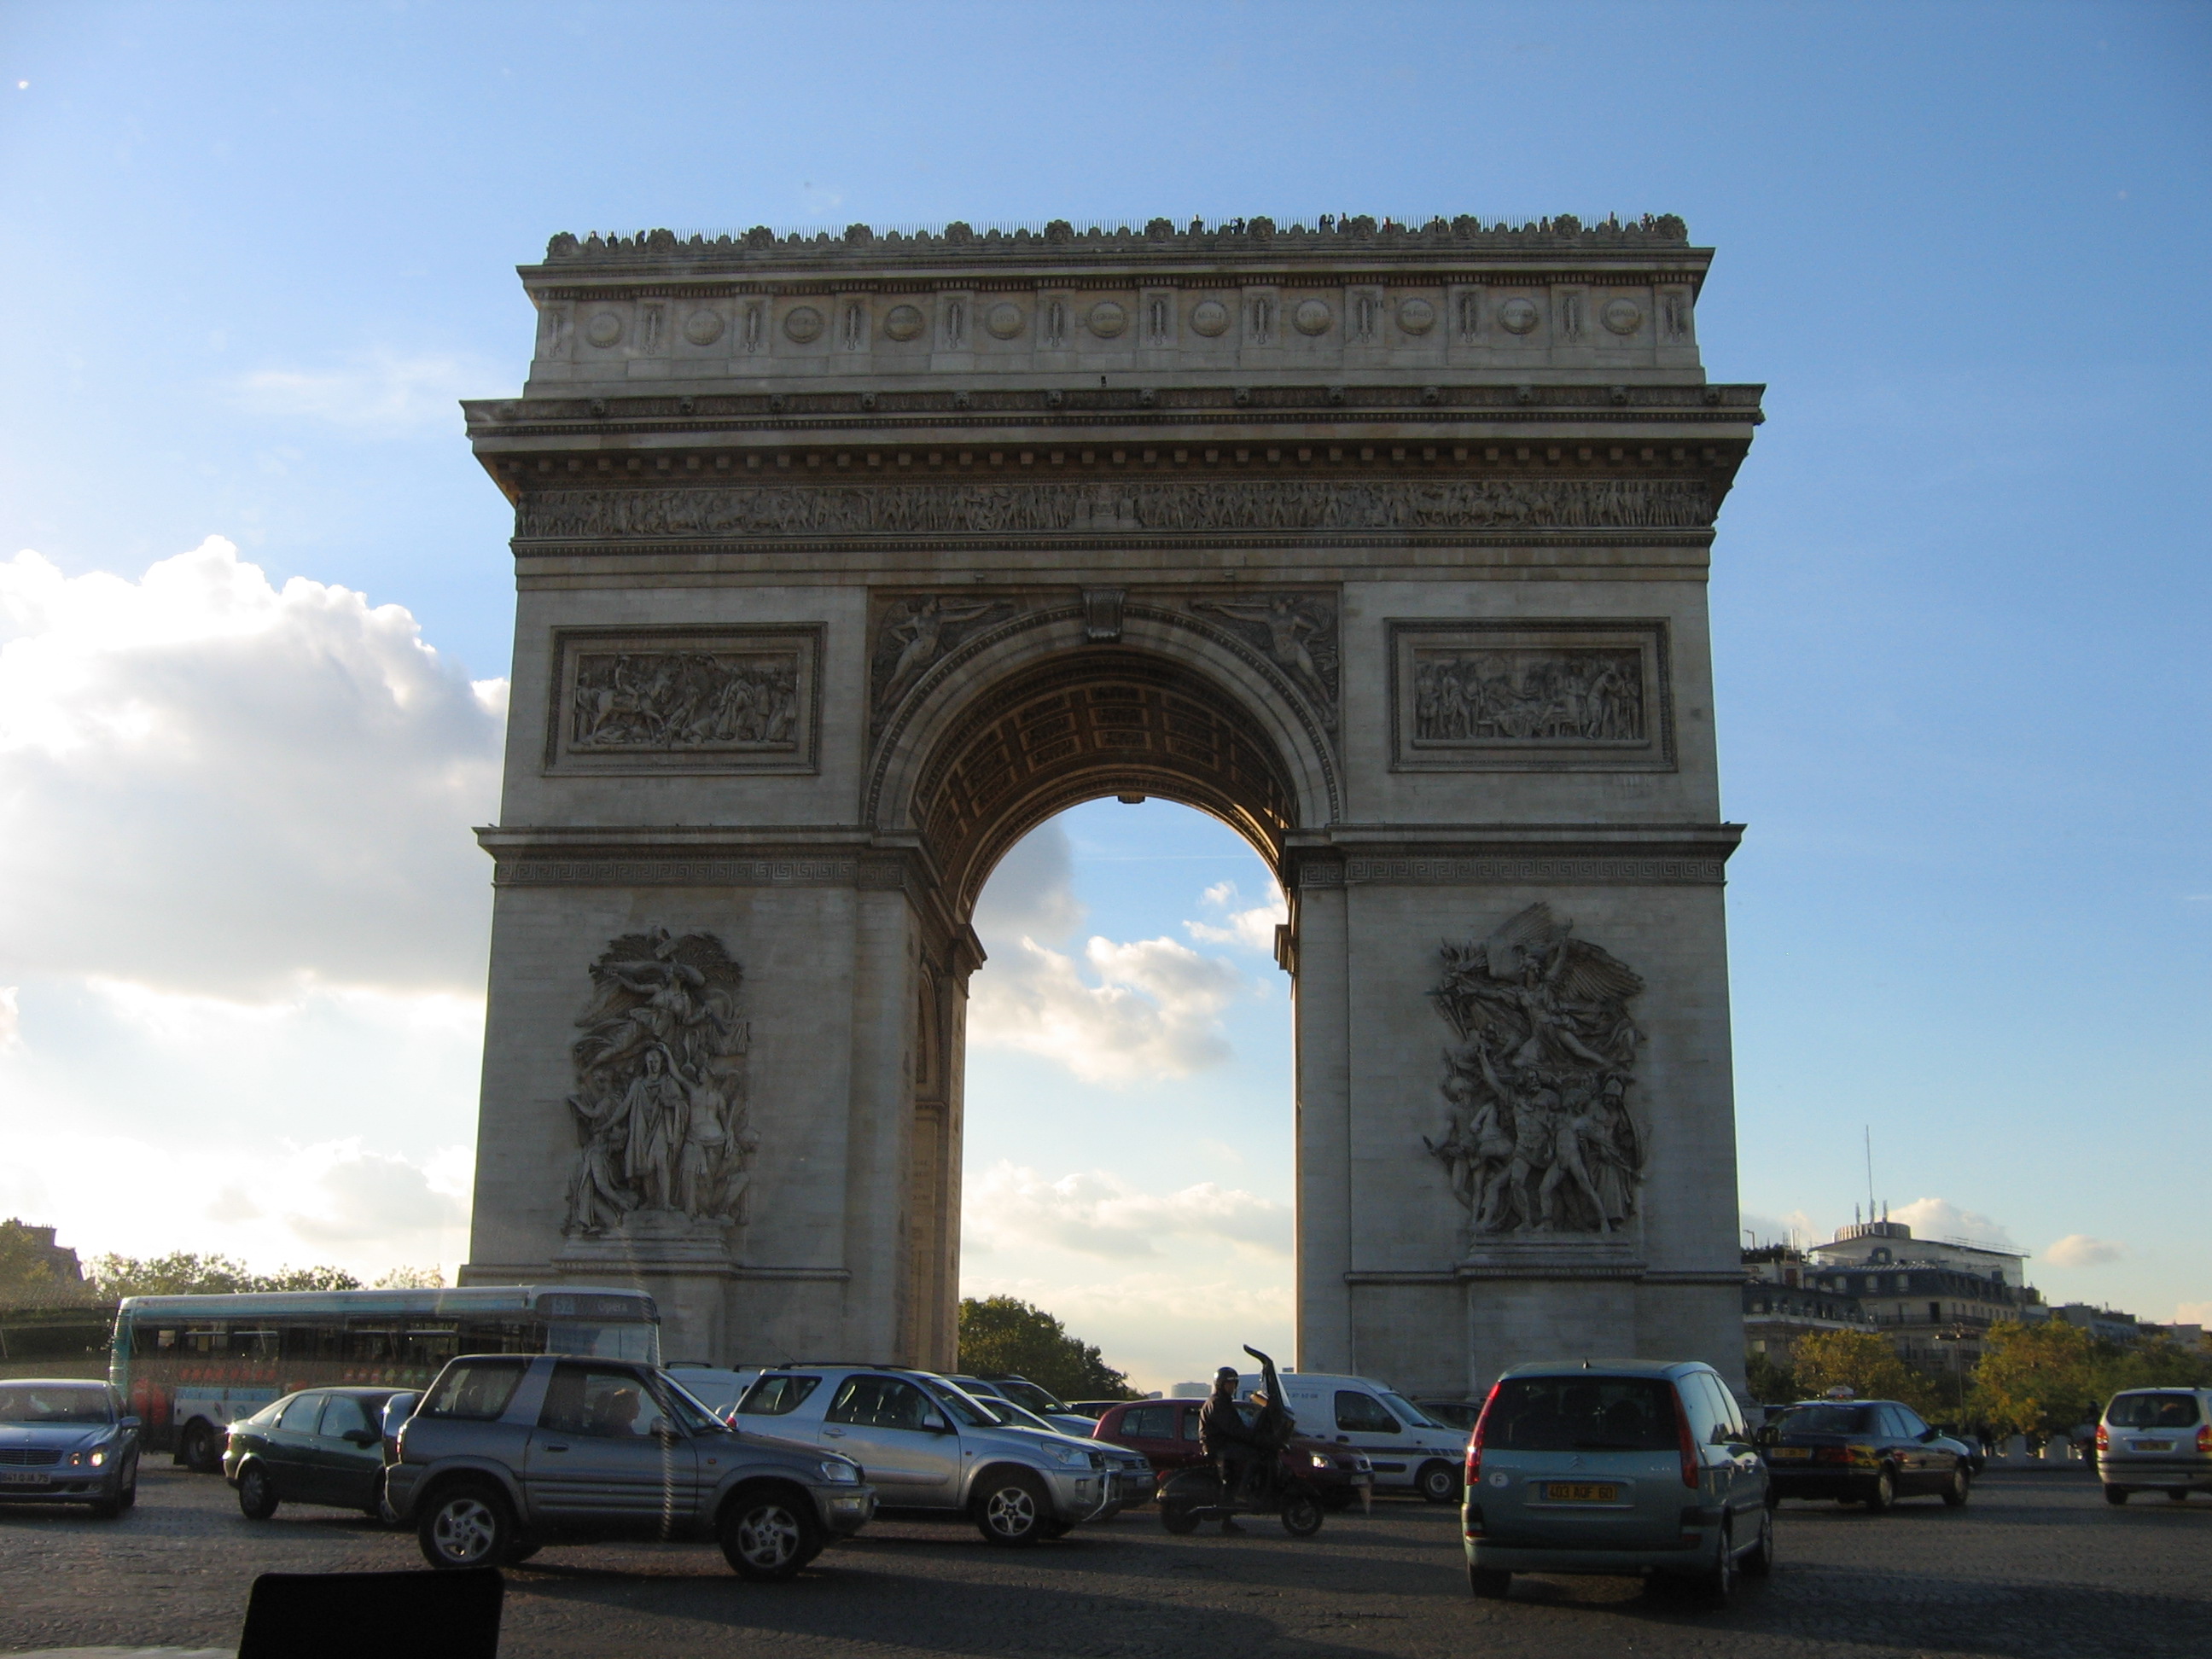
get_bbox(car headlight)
[1047,1444,1088,1468]
[67,1447,109,1468]
[817,1458,861,1484]
[1309,1452,1331,1470]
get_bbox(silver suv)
[2097,1388,2212,1505]
[731,1365,1152,1545]
[384,1354,876,1578]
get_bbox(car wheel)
[2167,1489,2191,1503]
[1863,1466,1896,1514]
[2104,1486,2128,1505]
[719,1489,820,1581]
[1941,1467,1970,1508]
[1416,1459,1462,1505]
[1160,1503,1200,1535]
[118,1458,138,1511]
[974,1470,1051,1547]
[1468,1565,1512,1599]
[178,1420,222,1474]
[416,1481,514,1570]
[1692,1517,1737,1609]
[1279,1490,1324,1537]
[375,1491,403,1528]
[1741,1504,1775,1577]
[236,1462,280,1521]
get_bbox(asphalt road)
[2,1466,2205,1659]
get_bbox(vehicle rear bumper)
[2097,1458,2212,1489]
[383,1463,424,1521]
[1466,1532,1716,1575]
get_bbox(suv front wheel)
[719,1487,822,1580]
[974,1469,1052,1546]
[417,1481,516,1570]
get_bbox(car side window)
[419,1359,527,1422]
[1180,1404,1202,1441]
[1122,1404,1173,1440]
[320,1395,374,1440]
[735,1374,821,1416]
[1335,1390,1400,1434]
[826,1376,938,1431]
[1893,1406,1931,1440]
[1692,1375,1743,1443]
[279,1393,327,1433]
[1676,1377,1723,1448]
[539,1365,675,1439]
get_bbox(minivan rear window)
[1483,1376,1679,1452]
[2106,1393,2200,1429]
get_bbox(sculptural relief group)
[1413,647,1644,744]
[570,649,800,752]
[1426,904,1647,1238]
[562,929,758,1239]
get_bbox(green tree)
[1743,1348,1799,1404]
[2104,1333,2212,1394]
[1790,1329,1940,1413]
[1969,1318,2107,1439]
[375,1265,447,1289]
[85,1252,361,1299]
[956,1296,1138,1403]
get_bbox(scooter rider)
[1199,1365,1265,1534]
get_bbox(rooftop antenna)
[1865,1126,1877,1224]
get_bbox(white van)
[1236,1370,1470,1502]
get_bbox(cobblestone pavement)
[3,1467,2206,1659]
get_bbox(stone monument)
[457,214,1760,1389]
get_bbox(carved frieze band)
[1388,619,1674,772]
[1298,858,1725,886]
[515,478,1715,543]
[545,626,823,774]
[495,859,864,888]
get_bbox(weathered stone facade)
[459,215,1758,1390]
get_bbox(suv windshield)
[992,1380,1066,1415]
[2107,1393,2201,1429]
[923,1382,996,1429]
[1483,1376,1678,1452]
[1772,1404,1881,1436]
[0,1385,112,1425]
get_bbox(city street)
[2,1467,2205,1659]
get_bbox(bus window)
[346,1324,403,1363]
[545,1321,658,1364]
[282,1324,342,1361]
[183,1324,229,1354]
[457,1319,541,1355]
[404,1325,459,1366]
[232,1327,280,1361]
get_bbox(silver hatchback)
[2097,1388,2212,1505]
[1463,1360,1771,1608]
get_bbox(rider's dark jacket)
[1199,1392,1262,1459]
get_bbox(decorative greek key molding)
[495,859,859,888]
[516,479,1716,543]
[1343,858,1724,886]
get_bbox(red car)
[1092,1398,1374,1507]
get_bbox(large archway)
[460,216,1759,1394]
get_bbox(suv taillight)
[1671,1384,1699,1489]
[2095,1423,2109,1452]
[2198,1423,2210,1455]
[1464,1382,1501,1487]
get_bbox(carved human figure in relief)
[1195,594,1336,716]
[876,597,1003,711]
[1425,904,1646,1238]
[562,929,754,1238]
[571,651,799,752]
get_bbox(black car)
[1758,1395,1972,1511]
[224,1387,402,1521]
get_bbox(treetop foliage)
[84,1252,362,1299]
[956,1296,1138,1404]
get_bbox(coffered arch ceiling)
[912,648,1298,920]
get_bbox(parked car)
[1464,1360,1772,1607]
[1234,1370,1470,1501]
[225,1387,402,1521]
[947,1374,1097,1437]
[730,1365,1150,1545]
[0,1379,142,1519]
[2096,1388,2212,1505]
[1091,1395,1374,1509]
[1758,1395,1971,1510]
[376,1390,422,1523]
[1062,1400,1120,1421]
[1417,1399,1484,1434]
[384,1353,876,1578]
[666,1364,760,1418]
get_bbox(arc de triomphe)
[457,215,1760,1394]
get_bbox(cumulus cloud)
[972,821,1086,947]
[230,349,498,433]
[968,934,1243,1084]
[0,538,505,998]
[1886,1197,2019,1252]
[1741,1208,1818,1249]
[0,986,18,1052]
[964,1161,1291,1260]
[2044,1234,2127,1269]
[283,1144,469,1246]
[1183,878,1287,954]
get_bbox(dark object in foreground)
[237,1569,502,1659]
[1158,1347,1330,1538]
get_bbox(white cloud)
[963,1160,1290,1260]
[0,538,504,998]
[2044,1234,2127,1269]
[1183,877,1287,953]
[959,1267,1295,1394]
[968,934,1243,1084]
[1886,1197,2020,1251]
[0,986,17,1052]
[282,1144,469,1246]
[1741,1207,1818,1249]
[972,821,1085,947]
[230,348,498,433]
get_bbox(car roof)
[1779,1397,1902,1408]
[1498,1359,1709,1380]
[0,1378,111,1390]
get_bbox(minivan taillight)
[1465,1381,1501,1487]
[1671,1384,1699,1489]
[2198,1423,2210,1455]
[2095,1423,2109,1453]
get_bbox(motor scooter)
[1157,1347,1325,1538]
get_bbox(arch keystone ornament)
[457,214,1760,1388]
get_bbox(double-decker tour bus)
[110,1285,659,1470]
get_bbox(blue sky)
[0,2,2204,1386]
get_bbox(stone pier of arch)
[457,216,1761,1394]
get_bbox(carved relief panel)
[546,626,822,774]
[1388,620,1671,771]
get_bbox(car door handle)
[542,1444,568,1453]
[824,1428,846,1438]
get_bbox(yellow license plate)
[1545,1482,1619,1502]
[1768,1447,1811,1460]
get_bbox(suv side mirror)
[344,1428,380,1447]
[921,1411,950,1433]
[119,1416,143,1432]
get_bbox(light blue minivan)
[1463,1359,1772,1607]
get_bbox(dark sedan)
[0,1379,142,1518]
[1758,1394,1972,1511]
[224,1387,400,1521]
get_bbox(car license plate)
[1545,1481,1619,1502]
[1768,1446,1811,1460]
[2130,1441,2173,1452]
[0,1470,50,1486]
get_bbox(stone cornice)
[1288,823,1745,888]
